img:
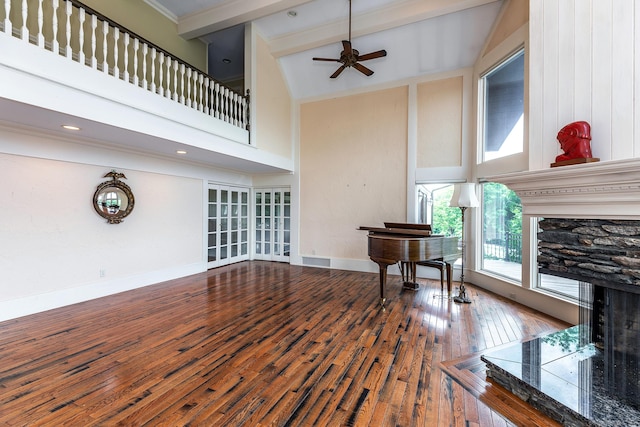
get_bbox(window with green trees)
[417,184,460,237]
[481,182,522,281]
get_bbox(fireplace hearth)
[482,159,640,426]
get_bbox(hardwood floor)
[0,261,569,426]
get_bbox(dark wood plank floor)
[0,261,569,426]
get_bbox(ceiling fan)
[312,0,387,79]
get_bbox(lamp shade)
[449,183,479,208]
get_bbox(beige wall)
[483,0,529,55]
[417,76,463,168]
[255,34,293,159]
[81,0,207,70]
[300,87,408,259]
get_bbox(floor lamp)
[449,183,479,304]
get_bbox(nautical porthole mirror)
[93,170,134,224]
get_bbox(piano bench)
[417,260,446,291]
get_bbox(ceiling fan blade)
[342,40,353,55]
[353,63,374,76]
[357,49,387,61]
[330,65,347,79]
[313,57,341,62]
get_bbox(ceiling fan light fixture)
[312,0,387,79]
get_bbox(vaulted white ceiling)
[148,0,504,99]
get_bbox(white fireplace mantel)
[484,158,640,219]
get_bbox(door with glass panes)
[207,185,249,268]
[254,189,290,262]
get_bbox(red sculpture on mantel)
[551,121,599,167]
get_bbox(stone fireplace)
[480,159,640,426]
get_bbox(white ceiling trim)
[142,0,179,24]
[177,0,314,40]
[268,0,502,58]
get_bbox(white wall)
[0,125,253,321]
[529,0,640,170]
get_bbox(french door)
[207,185,250,268]
[254,188,291,262]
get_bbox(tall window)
[535,218,580,299]
[481,49,525,161]
[481,182,522,281]
[417,183,460,237]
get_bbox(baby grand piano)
[359,223,460,306]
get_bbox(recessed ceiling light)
[62,125,81,131]
[176,150,187,155]
[287,10,297,18]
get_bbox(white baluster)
[132,38,139,85]
[4,0,12,35]
[37,0,44,47]
[122,33,130,83]
[213,82,220,118]
[185,67,192,107]
[101,21,108,73]
[21,0,28,41]
[65,1,71,58]
[179,63,185,104]
[150,47,157,93]
[233,93,239,126]
[165,55,172,97]
[51,0,59,54]
[157,52,164,95]
[172,59,178,101]
[204,78,210,114]
[113,27,119,78]
[198,74,204,112]
[142,43,148,89]
[90,15,97,68]
[78,8,85,64]
[224,87,230,123]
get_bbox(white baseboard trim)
[0,263,204,322]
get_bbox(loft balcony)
[0,0,292,173]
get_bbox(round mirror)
[93,171,134,224]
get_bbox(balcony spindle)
[4,0,12,35]
[172,59,178,101]
[157,52,164,95]
[90,15,97,68]
[186,68,192,107]
[64,1,71,58]
[213,82,220,119]
[204,79,210,114]
[198,74,204,112]
[122,33,129,82]
[113,27,119,78]
[132,38,139,85]
[150,47,157,93]
[142,43,148,89]
[37,0,44,47]
[51,0,59,54]
[179,63,185,104]
[165,54,172,98]
[78,8,85,65]
[224,88,230,123]
[21,0,28,41]
[4,0,248,133]
[101,21,108,73]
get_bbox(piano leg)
[377,264,387,307]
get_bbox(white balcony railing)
[1,0,250,133]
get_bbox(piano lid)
[358,222,433,237]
